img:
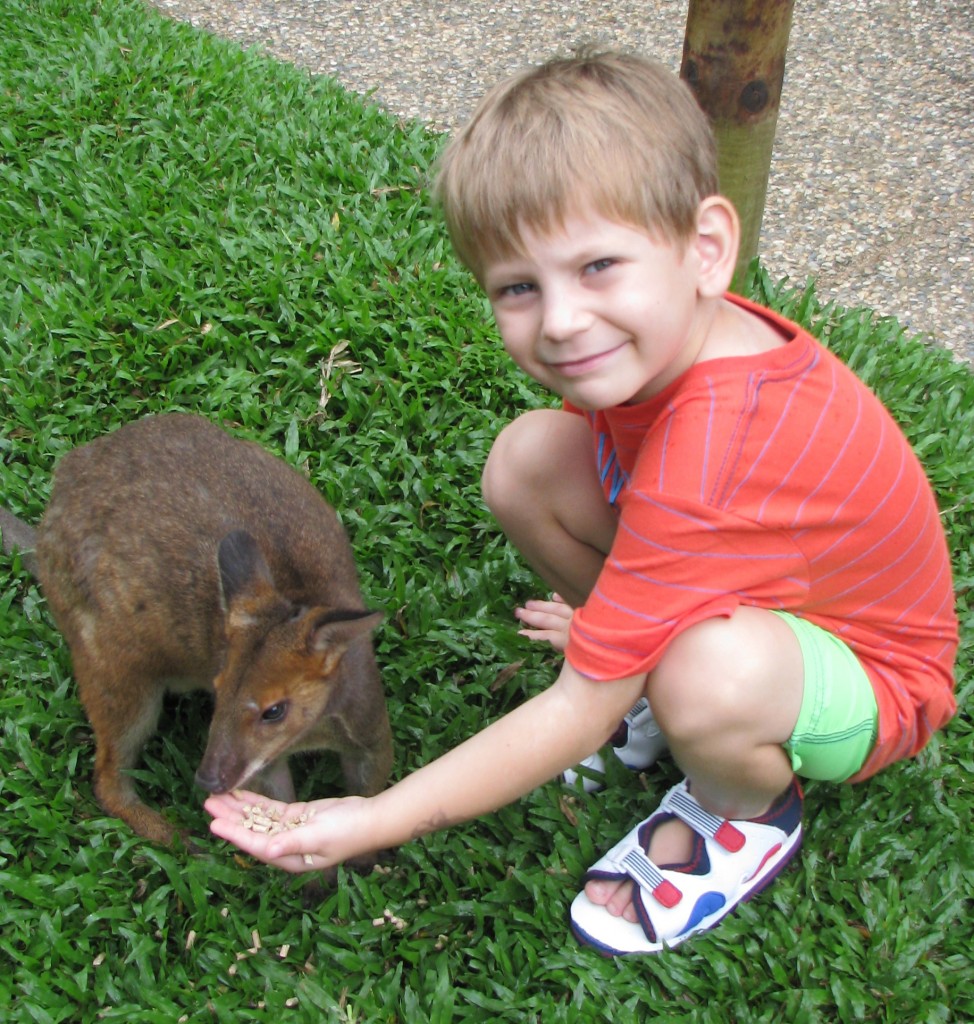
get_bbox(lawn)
[0,1,971,1021]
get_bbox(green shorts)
[773,611,878,783]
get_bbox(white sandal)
[570,778,803,955]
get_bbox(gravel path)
[145,0,974,361]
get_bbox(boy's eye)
[500,281,535,298]
[585,258,615,274]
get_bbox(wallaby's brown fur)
[1,413,393,847]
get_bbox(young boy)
[206,51,958,954]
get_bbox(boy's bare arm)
[206,663,646,871]
[376,662,645,838]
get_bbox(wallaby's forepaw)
[300,878,328,907]
[98,791,185,850]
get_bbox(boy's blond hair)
[434,50,718,282]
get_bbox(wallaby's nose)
[194,764,229,794]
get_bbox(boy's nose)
[541,292,591,342]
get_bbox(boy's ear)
[692,196,740,298]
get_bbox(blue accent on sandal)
[685,892,726,931]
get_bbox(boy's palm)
[205,790,371,873]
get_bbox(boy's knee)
[650,623,745,741]
[649,609,803,741]
[481,408,572,515]
[481,421,519,517]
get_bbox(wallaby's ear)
[217,530,274,608]
[306,609,383,676]
[308,610,383,652]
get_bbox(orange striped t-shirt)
[566,295,957,781]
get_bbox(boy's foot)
[563,698,668,791]
[562,751,607,793]
[569,778,803,955]
[608,697,668,771]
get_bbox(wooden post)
[680,0,795,291]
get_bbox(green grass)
[1,1,971,1021]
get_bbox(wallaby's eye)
[261,701,289,724]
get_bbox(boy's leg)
[481,408,616,608]
[586,605,805,921]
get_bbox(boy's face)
[482,211,709,410]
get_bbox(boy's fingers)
[517,626,569,652]
[520,612,567,631]
[204,789,285,819]
[204,791,249,818]
[521,598,572,616]
[518,604,554,621]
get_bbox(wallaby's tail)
[0,507,38,576]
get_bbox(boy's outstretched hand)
[204,790,372,874]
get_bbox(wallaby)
[0,413,393,848]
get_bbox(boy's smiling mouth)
[549,341,628,377]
